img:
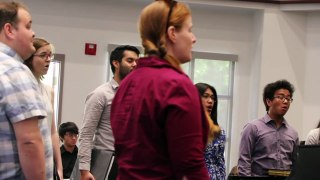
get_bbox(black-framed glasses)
[273,95,293,103]
[165,0,177,32]
[33,53,54,60]
[202,93,216,102]
[65,132,79,138]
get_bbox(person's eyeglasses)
[65,133,79,138]
[273,95,293,103]
[202,93,216,102]
[165,0,177,32]
[33,53,54,60]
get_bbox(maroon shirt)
[111,57,209,180]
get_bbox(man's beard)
[119,64,131,80]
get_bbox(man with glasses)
[0,2,52,179]
[59,122,79,179]
[238,79,299,177]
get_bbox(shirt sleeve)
[305,129,319,145]
[164,81,209,180]
[3,67,46,122]
[238,123,256,176]
[78,90,106,170]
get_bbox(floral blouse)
[205,129,226,180]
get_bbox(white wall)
[258,9,307,137]
[304,12,320,138]
[23,0,147,127]
[21,0,320,171]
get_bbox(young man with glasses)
[238,79,299,177]
[59,122,79,179]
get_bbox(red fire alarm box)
[85,43,97,55]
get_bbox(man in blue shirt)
[0,2,53,179]
[238,79,299,176]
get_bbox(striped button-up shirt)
[0,42,53,179]
[238,113,299,176]
[78,79,119,170]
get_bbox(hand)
[57,170,63,180]
[80,170,95,180]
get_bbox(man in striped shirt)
[0,2,53,179]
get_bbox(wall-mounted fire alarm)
[85,43,97,55]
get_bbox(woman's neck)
[33,72,41,81]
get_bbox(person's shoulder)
[60,145,66,153]
[141,64,193,88]
[0,55,24,75]
[85,82,115,102]
[284,121,299,135]
[160,68,192,85]
[242,117,264,133]
[89,82,113,95]
[305,128,320,145]
[96,81,112,90]
[0,59,36,91]
[247,117,264,126]
[166,75,195,94]
[307,128,319,136]
[41,83,53,93]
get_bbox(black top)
[60,145,78,179]
[287,145,320,180]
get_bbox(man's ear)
[166,26,176,43]
[112,60,119,69]
[266,98,273,107]
[3,23,16,40]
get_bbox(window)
[182,51,237,173]
[42,54,65,127]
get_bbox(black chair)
[286,145,320,180]
[228,176,286,180]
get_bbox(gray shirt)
[78,79,119,170]
[238,114,299,176]
[305,128,320,145]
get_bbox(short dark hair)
[110,45,140,74]
[195,82,219,125]
[58,122,79,138]
[263,79,295,111]
[0,2,27,32]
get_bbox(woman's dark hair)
[195,82,218,125]
[263,79,295,111]
[58,122,79,138]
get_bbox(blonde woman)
[24,38,63,180]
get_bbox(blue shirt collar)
[0,42,23,63]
